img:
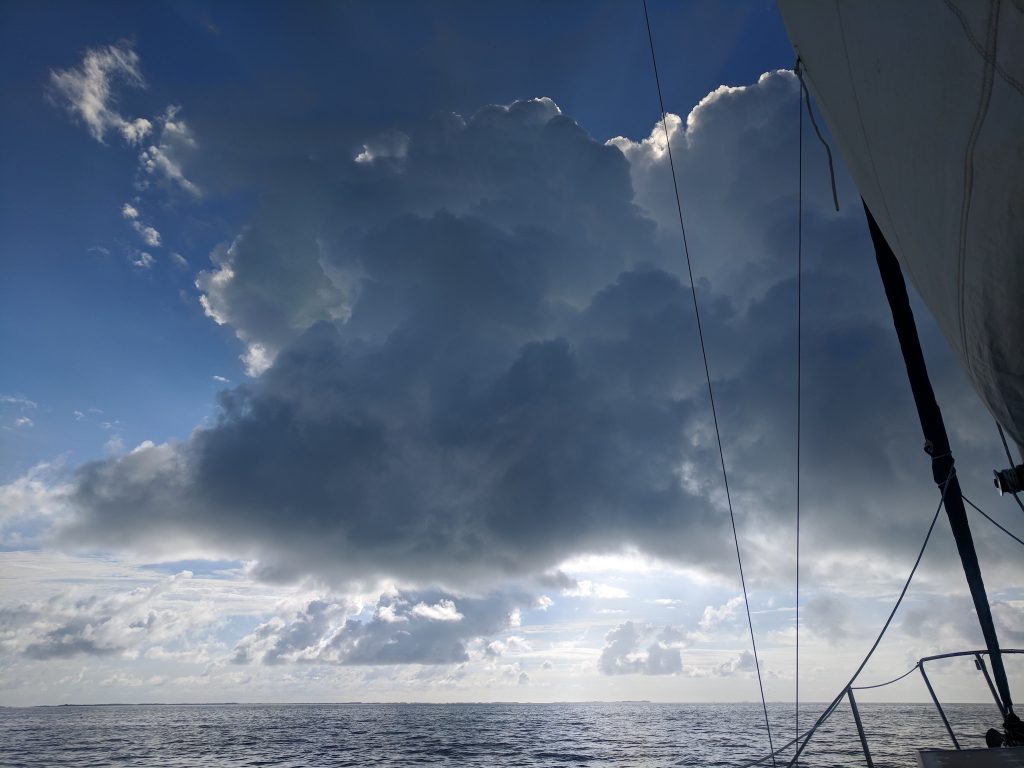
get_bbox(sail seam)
[955,0,1000,377]
[831,2,907,270]
[943,0,1024,97]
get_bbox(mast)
[865,202,1014,717]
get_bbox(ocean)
[0,701,1004,767]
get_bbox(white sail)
[777,0,1024,454]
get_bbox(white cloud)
[562,580,629,600]
[12,417,34,428]
[212,375,229,384]
[0,462,71,533]
[717,650,756,677]
[376,603,406,623]
[130,252,154,269]
[410,599,463,622]
[699,596,744,631]
[139,144,199,196]
[132,222,161,247]
[231,591,525,667]
[49,42,151,145]
[598,621,686,676]
[240,342,274,377]
[1,394,37,409]
[137,108,200,196]
[0,571,208,661]
[121,203,139,219]
[170,253,189,269]
[195,234,349,377]
[353,131,409,164]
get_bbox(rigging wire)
[783,466,954,767]
[741,726,819,768]
[850,663,920,691]
[995,422,1024,514]
[794,57,803,768]
[640,2,776,763]
[962,495,1024,548]
[998,422,1024,464]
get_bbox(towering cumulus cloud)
[62,73,984,591]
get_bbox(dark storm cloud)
[232,590,526,666]
[60,72,1016,591]
[65,95,731,585]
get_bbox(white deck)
[917,747,1024,767]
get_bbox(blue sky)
[1,0,1022,716]
[1,0,792,480]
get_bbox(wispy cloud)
[49,41,152,145]
[132,222,161,247]
[1,394,37,409]
[130,251,155,269]
[121,203,161,248]
[138,107,201,196]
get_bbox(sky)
[1,0,1022,717]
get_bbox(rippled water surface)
[0,701,1005,767]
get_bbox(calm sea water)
[0,701,1005,767]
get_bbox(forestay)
[777,0,1024,453]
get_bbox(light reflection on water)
[0,701,1004,767]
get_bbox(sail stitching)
[955,0,1000,377]
[943,0,1024,97]
[831,2,907,273]
[640,1,776,763]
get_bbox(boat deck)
[917,747,1024,767]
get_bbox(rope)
[641,2,775,763]
[851,663,920,691]
[738,724,822,768]
[963,495,1024,548]
[997,422,1024,465]
[794,60,803,766]
[794,59,839,212]
[783,467,954,767]
[995,422,1024,514]
[742,696,847,768]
